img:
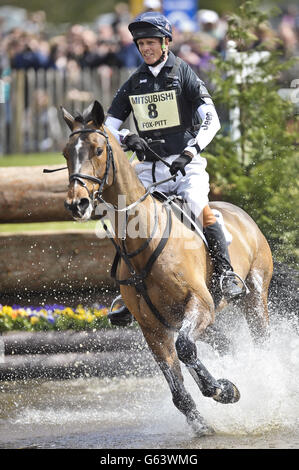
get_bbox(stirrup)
[108,295,133,327]
[219,271,249,297]
[109,295,123,313]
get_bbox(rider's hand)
[123,133,148,161]
[169,151,192,176]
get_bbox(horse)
[60,100,273,436]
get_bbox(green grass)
[0,220,100,233]
[0,152,65,167]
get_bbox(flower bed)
[0,303,114,332]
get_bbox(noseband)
[68,128,116,200]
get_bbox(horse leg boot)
[176,296,240,405]
[203,217,244,301]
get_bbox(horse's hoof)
[213,379,240,404]
[186,413,215,437]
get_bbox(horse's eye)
[97,148,103,156]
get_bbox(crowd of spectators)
[0,1,298,154]
[0,1,298,81]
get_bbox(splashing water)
[0,309,298,448]
[190,309,299,436]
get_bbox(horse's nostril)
[78,198,90,213]
[64,200,72,210]
[64,198,90,217]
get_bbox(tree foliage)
[205,1,298,265]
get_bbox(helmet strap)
[150,37,167,67]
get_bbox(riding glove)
[169,152,192,176]
[122,133,148,161]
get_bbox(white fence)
[0,67,132,155]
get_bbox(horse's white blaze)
[75,137,83,153]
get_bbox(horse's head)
[61,101,115,220]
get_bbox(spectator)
[0,5,294,75]
[114,23,143,68]
[278,4,298,56]
[11,32,50,69]
[47,35,68,69]
[143,0,162,13]
[112,2,131,30]
[197,9,221,39]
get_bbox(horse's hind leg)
[140,325,213,436]
[175,293,240,404]
[242,267,272,345]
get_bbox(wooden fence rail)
[0,165,70,222]
[0,67,131,155]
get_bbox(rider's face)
[136,37,168,65]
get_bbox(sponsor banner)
[163,0,198,32]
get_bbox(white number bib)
[129,90,181,132]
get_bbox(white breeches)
[134,154,210,219]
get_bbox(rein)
[102,200,176,331]
[45,126,177,330]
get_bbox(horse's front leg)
[140,325,214,436]
[176,294,240,404]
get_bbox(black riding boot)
[108,305,133,327]
[204,221,244,301]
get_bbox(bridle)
[43,127,116,204]
[43,124,205,331]
[65,127,176,330]
[68,127,116,201]
[44,126,176,213]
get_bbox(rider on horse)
[105,12,243,326]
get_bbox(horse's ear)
[61,106,75,130]
[90,101,105,127]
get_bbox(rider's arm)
[184,103,221,157]
[105,116,131,143]
[180,64,221,158]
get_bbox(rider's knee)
[202,205,216,227]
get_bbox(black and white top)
[106,51,220,160]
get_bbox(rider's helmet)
[128,12,172,43]
[128,12,172,65]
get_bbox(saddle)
[152,190,232,246]
[110,190,232,280]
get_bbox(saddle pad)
[152,191,232,245]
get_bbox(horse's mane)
[74,103,98,126]
[73,109,91,125]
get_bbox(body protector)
[108,51,212,160]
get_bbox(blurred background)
[0,0,298,154]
